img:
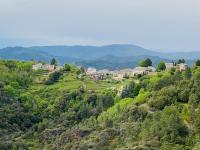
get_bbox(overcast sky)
[0,0,200,51]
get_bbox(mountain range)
[0,44,198,70]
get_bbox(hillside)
[1,60,200,149]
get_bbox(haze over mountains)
[0,44,198,70]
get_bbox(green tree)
[139,58,152,67]
[148,86,177,110]
[141,106,188,146]
[157,61,166,71]
[183,68,192,79]
[121,81,140,98]
[78,104,92,120]
[196,59,200,66]
[50,58,57,66]
[64,64,71,71]
[177,59,185,64]
[104,117,113,128]
[194,105,200,132]
[46,71,62,84]
[145,58,152,66]
[97,94,114,112]
[80,66,85,73]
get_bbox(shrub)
[148,86,177,110]
[46,71,63,85]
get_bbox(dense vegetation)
[1,60,200,150]
[139,58,152,67]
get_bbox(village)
[85,62,188,81]
[32,58,189,81]
[32,63,63,72]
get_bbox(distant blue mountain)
[0,46,80,63]
[0,47,52,62]
[75,55,170,70]
[28,44,156,59]
[0,44,198,69]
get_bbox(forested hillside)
[1,60,200,150]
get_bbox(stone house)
[177,63,188,71]
[91,73,108,80]
[32,63,55,72]
[32,63,43,70]
[165,63,175,70]
[56,66,64,71]
[86,67,97,75]
[132,67,155,76]
[112,73,124,81]
[43,64,55,71]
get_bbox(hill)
[28,44,156,59]
[0,44,198,69]
[0,44,154,61]
[76,55,170,70]
[1,59,200,149]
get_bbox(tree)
[50,58,57,66]
[139,60,146,67]
[139,58,152,67]
[78,104,92,120]
[97,94,114,112]
[64,64,71,71]
[196,60,200,66]
[141,106,188,145]
[145,58,152,66]
[183,68,192,79]
[80,66,85,73]
[157,61,166,71]
[148,86,177,110]
[104,117,113,128]
[46,71,62,84]
[177,59,185,64]
[4,60,17,70]
[121,81,140,98]
[194,105,200,132]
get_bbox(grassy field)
[24,70,135,106]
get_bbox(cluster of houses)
[86,68,111,80]
[86,62,189,81]
[85,66,157,81]
[32,63,63,72]
[165,62,188,71]
[32,61,189,81]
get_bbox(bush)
[46,71,63,85]
[64,64,71,71]
[148,86,177,110]
[141,106,188,145]
[139,58,152,67]
[157,61,166,71]
[121,81,140,98]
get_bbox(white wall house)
[97,69,110,75]
[86,67,97,75]
[43,64,55,71]
[56,66,64,71]
[112,73,124,81]
[32,63,43,70]
[147,66,156,72]
[32,63,55,71]
[132,67,153,75]
[165,63,174,70]
[177,63,188,71]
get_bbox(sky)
[0,0,200,52]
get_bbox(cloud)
[0,0,200,51]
